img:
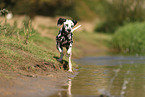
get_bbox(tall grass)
[112,22,145,54]
[0,15,36,44]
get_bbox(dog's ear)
[72,20,77,26]
[57,18,66,26]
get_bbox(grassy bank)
[0,17,71,77]
[0,34,73,77]
[0,16,111,77]
[1,35,59,72]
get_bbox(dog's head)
[57,18,77,33]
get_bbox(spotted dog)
[56,18,78,72]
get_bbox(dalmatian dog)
[56,18,80,72]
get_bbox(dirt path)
[0,70,72,97]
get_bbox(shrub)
[0,11,36,44]
[112,22,145,54]
[95,0,145,33]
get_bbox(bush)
[95,0,145,33]
[95,20,120,33]
[112,22,145,54]
[0,0,98,20]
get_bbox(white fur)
[67,44,72,72]
[64,20,74,33]
[68,55,72,72]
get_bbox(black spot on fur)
[57,18,66,26]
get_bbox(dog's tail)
[71,25,81,32]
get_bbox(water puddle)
[50,56,145,97]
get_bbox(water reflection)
[72,56,145,97]
[49,79,72,97]
[67,79,72,97]
[50,56,145,97]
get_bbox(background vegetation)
[1,0,145,62]
[1,0,145,26]
[0,0,99,20]
[112,22,145,54]
[95,0,145,33]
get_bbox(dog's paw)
[66,53,70,57]
[68,69,73,73]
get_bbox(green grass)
[0,35,58,71]
[112,22,145,54]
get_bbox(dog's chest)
[56,30,73,46]
[61,30,73,42]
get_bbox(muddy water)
[50,56,145,97]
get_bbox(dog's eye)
[71,25,74,28]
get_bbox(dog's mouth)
[65,29,71,33]
[67,29,71,32]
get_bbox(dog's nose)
[67,29,71,32]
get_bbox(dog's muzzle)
[67,29,71,32]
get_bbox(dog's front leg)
[57,43,64,61]
[67,44,72,72]
[58,52,64,61]
[68,54,72,72]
